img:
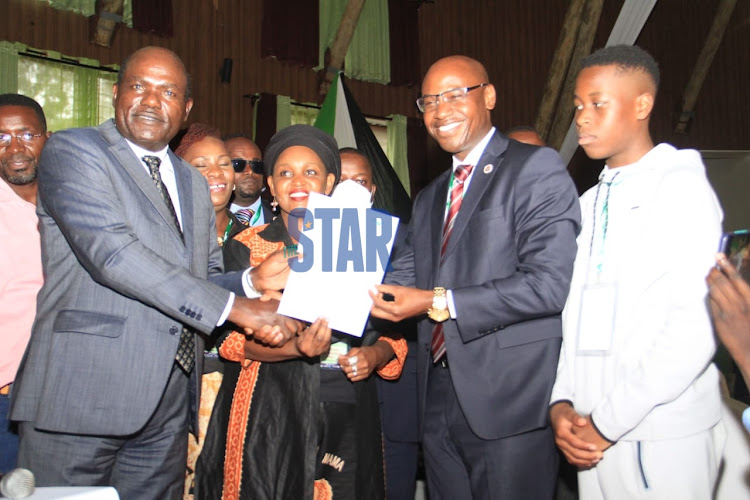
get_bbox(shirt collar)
[125,140,170,168]
[452,127,496,170]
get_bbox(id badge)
[576,283,616,354]
[320,339,350,369]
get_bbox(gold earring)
[271,197,278,209]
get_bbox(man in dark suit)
[10,46,299,499]
[370,55,580,499]
[224,134,274,226]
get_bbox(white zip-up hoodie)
[551,143,723,442]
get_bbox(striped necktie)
[142,155,195,373]
[235,208,255,226]
[431,164,473,363]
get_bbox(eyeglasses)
[0,132,45,147]
[231,158,264,174]
[416,83,489,113]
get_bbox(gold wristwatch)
[427,287,450,322]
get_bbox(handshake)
[228,296,303,346]
[227,296,331,358]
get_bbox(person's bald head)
[423,56,490,90]
[420,56,496,161]
[507,126,545,147]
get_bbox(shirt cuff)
[217,292,235,326]
[241,268,262,298]
[743,407,750,433]
[447,289,457,319]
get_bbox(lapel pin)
[483,164,493,174]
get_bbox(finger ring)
[348,355,359,365]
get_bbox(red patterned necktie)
[431,164,473,362]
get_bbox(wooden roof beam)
[675,0,738,134]
[547,0,604,151]
[535,0,587,141]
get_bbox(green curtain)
[277,97,322,129]
[15,51,116,131]
[123,0,133,27]
[0,42,20,95]
[387,114,409,192]
[43,0,96,16]
[276,95,292,131]
[319,0,390,84]
[291,104,320,126]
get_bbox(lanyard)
[588,171,620,277]
[219,218,234,247]
[249,207,262,226]
[445,169,468,214]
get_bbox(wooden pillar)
[90,0,124,48]
[319,0,366,96]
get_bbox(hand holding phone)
[719,229,750,283]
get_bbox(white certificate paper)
[277,182,400,336]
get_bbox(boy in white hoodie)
[549,45,725,499]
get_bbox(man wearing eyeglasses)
[370,56,581,499]
[224,134,274,227]
[0,94,49,474]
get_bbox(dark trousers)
[383,436,418,500]
[422,362,558,500]
[18,363,189,500]
[0,386,19,474]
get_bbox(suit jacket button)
[196,314,202,321]
[190,311,196,318]
[169,326,178,335]
[179,306,186,313]
[185,308,192,316]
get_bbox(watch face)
[429,308,450,322]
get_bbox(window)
[290,101,390,157]
[18,54,117,132]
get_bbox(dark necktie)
[142,155,195,373]
[431,164,474,363]
[143,155,183,239]
[235,208,255,226]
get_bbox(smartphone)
[719,229,750,282]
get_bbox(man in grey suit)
[370,56,581,499]
[10,47,300,499]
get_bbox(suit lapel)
[431,172,451,276]
[100,121,185,244]
[441,132,508,261]
[171,151,194,252]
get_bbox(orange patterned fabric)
[376,336,408,380]
[219,332,252,368]
[221,360,261,500]
[232,224,286,268]
[184,371,223,500]
[314,478,333,500]
[216,225,285,500]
